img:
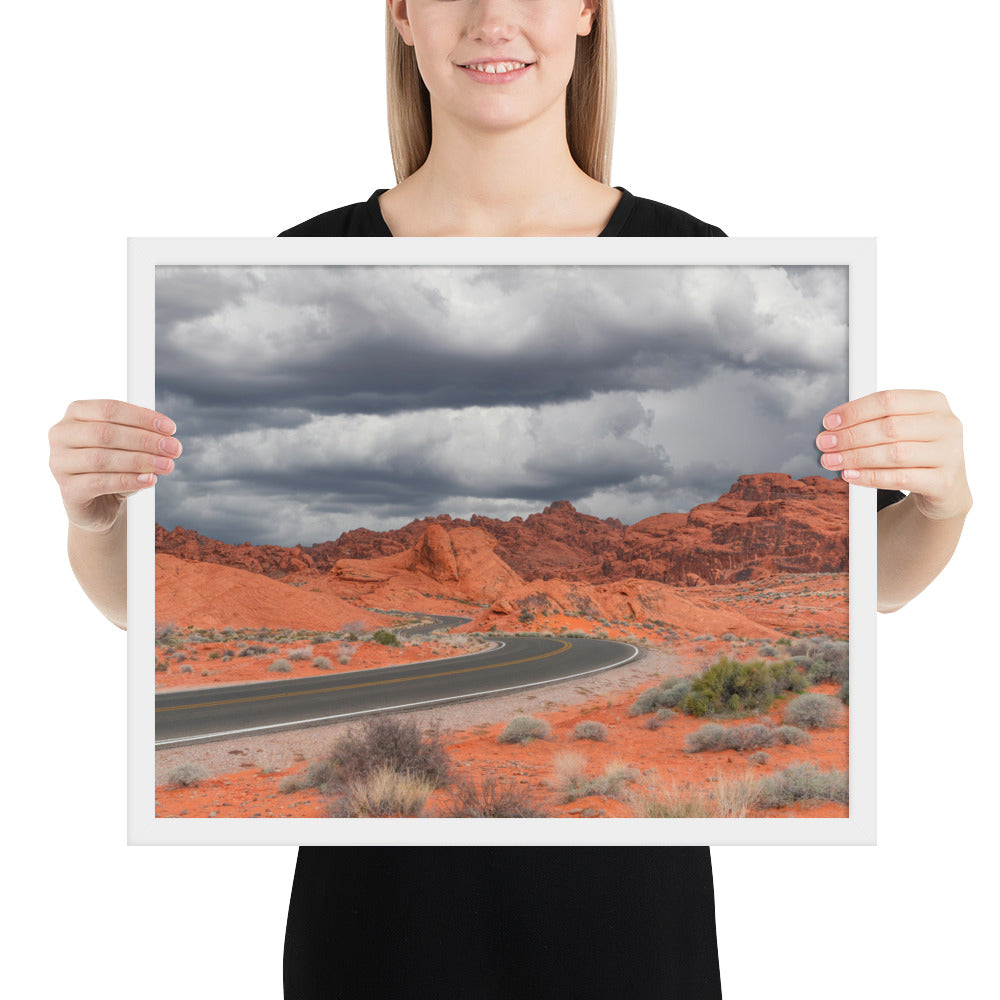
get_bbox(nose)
[467,0,517,46]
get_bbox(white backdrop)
[5,2,996,997]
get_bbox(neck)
[396,99,598,236]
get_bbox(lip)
[457,59,534,84]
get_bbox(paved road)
[154,615,638,748]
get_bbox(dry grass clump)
[631,773,759,818]
[268,658,293,673]
[550,753,639,802]
[338,642,356,665]
[312,656,333,670]
[287,646,313,661]
[330,766,437,817]
[632,762,847,816]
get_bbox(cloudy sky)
[155,264,847,546]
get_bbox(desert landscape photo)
[153,262,852,821]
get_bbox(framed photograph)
[127,237,876,846]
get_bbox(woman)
[48,2,972,997]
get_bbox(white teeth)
[466,61,526,74]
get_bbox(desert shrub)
[338,642,356,665]
[628,687,669,716]
[328,715,451,790]
[573,721,609,742]
[679,658,780,717]
[838,678,849,705]
[342,620,366,641]
[166,764,207,787]
[372,629,401,647]
[684,723,731,752]
[783,693,843,729]
[747,751,770,766]
[312,656,333,670]
[628,676,691,717]
[444,772,547,818]
[767,659,810,694]
[208,651,221,660]
[179,664,193,674]
[155,659,168,672]
[242,644,269,657]
[281,759,338,795]
[287,646,313,661]
[775,725,811,746]
[331,766,436,817]
[498,716,551,744]
[551,753,639,802]
[268,658,293,673]
[721,633,737,642]
[814,639,849,667]
[755,762,848,808]
[758,644,778,657]
[789,639,812,657]
[221,652,233,662]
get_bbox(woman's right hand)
[48,399,181,533]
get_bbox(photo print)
[127,238,876,846]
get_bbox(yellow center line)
[156,640,572,713]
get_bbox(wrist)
[910,482,973,522]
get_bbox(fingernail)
[154,456,173,472]
[823,453,843,468]
[155,418,176,434]
[159,437,181,456]
[138,473,156,485]
[842,469,860,480]
[818,434,838,449]
[824,413,842,429]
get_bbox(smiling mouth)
[459,61,532,74]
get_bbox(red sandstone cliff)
[155,473,846,588]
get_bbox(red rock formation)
[456,577,783,640]
[155,473,846,588]
[154,554,392,631]
[155,525,316,577]
[331,525,523,604]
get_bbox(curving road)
[154,615,639,748]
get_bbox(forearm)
[67,505,128,629]
[877,492,971,613]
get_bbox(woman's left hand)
[816,389,972,521]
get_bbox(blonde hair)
[385,1,617,184]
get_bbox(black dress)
[278,189,903,999]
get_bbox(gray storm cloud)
[154,263,847,545]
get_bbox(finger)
[58,420,183,458]
[51,447,177,478]
[819,440,949,473]
[63,399,177,435]
[835,466,938,494]
[823,389,950,432]
[62,471,160,505]
[815,412,945,454]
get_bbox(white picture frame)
[127,236,876,846]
